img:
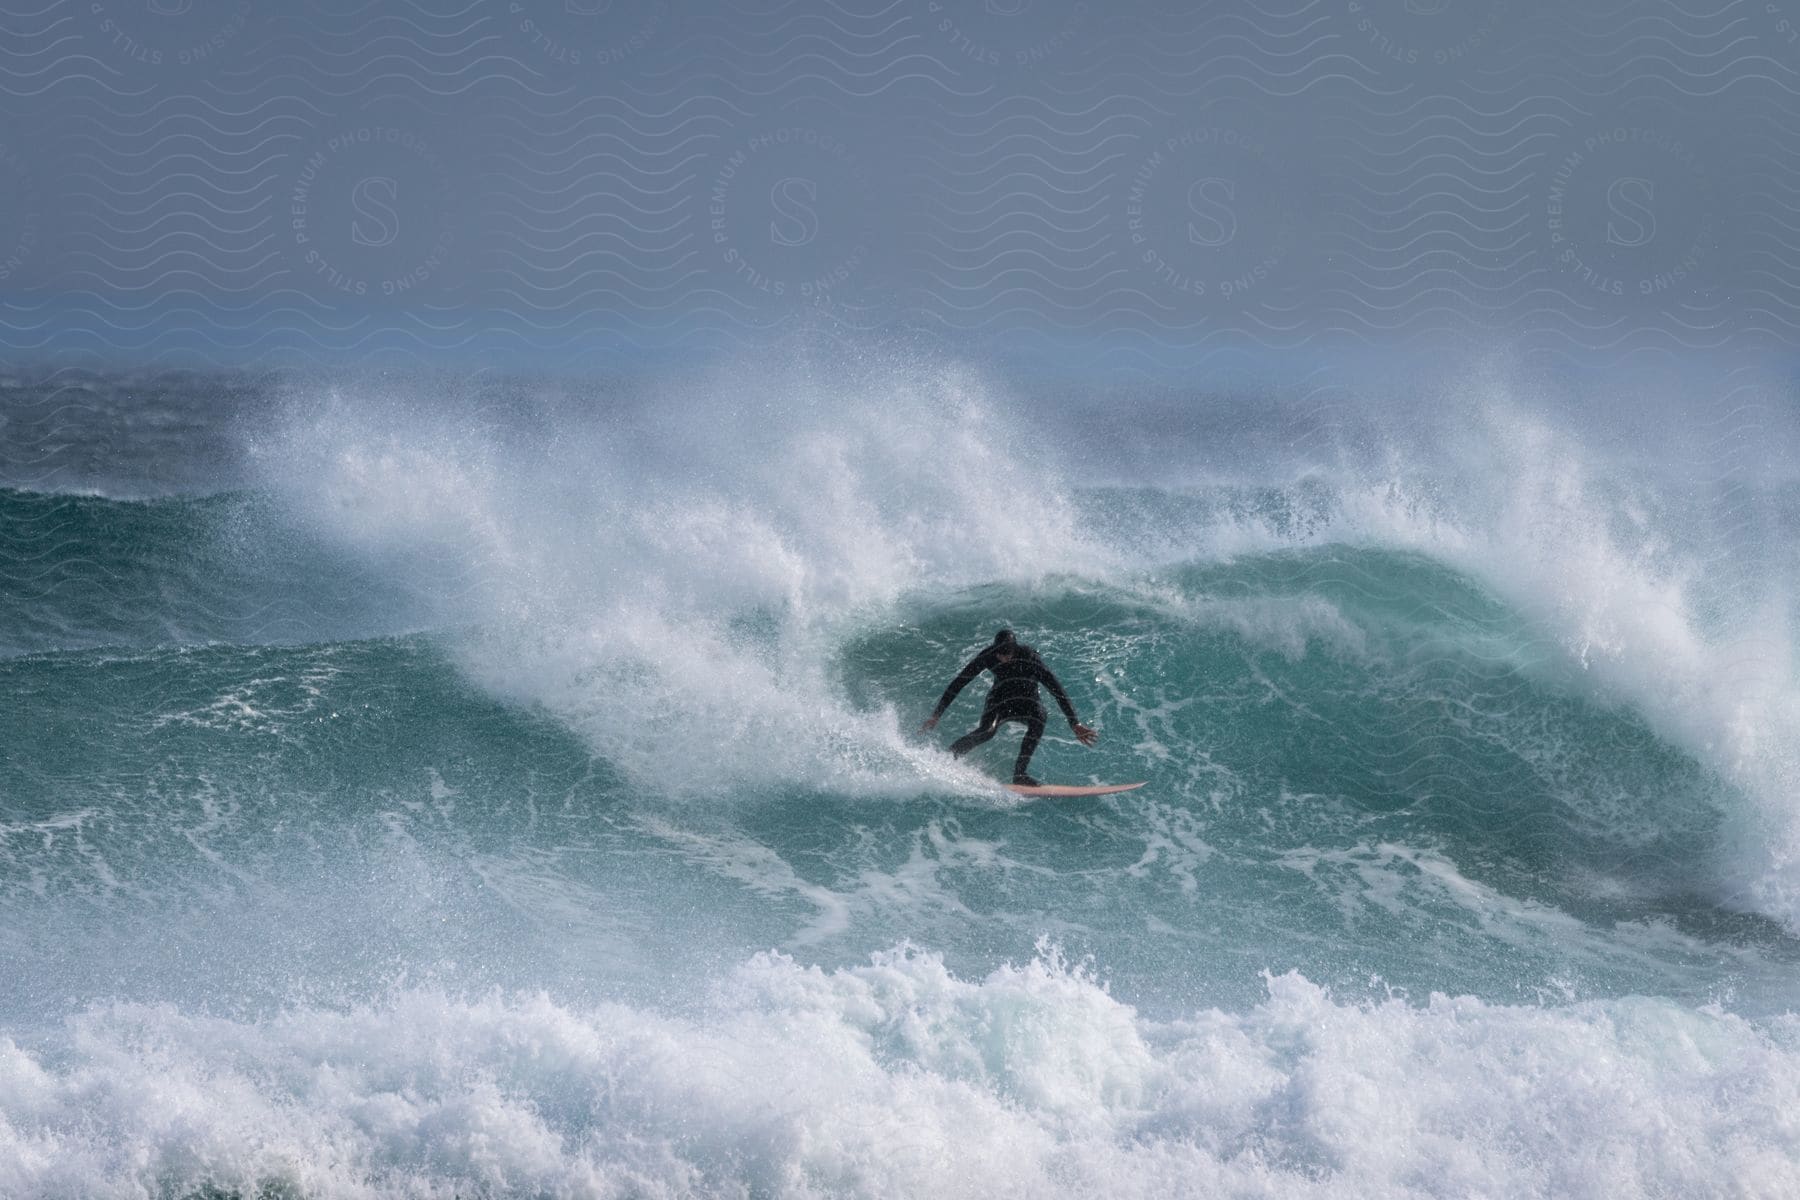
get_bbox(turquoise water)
[4,368,1800,1197]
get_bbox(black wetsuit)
[931,644,1080,782]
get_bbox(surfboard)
[1005,781,1147,797]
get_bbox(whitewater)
[4,354,1800,1198]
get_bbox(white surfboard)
[1004,781,1147,797]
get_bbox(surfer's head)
[991,628,1017,661]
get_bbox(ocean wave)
[3,943,1796,1200]
[0,487,425,657]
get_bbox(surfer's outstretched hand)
[1073,722,1098,746]
[919,715,939,734]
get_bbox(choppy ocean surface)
[4,360,1800,1198]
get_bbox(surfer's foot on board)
[1011,773,1041,787]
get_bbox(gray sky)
[0,0,1795,376]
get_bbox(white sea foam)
[3,944,1797,1200]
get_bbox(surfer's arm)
[1034,663,1098,745]
[1031,661,1082,726]
[930,650,993,720]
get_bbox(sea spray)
[4,946,1798,1200]
[252,361,1110,797]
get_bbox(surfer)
[919,629,1098,786]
